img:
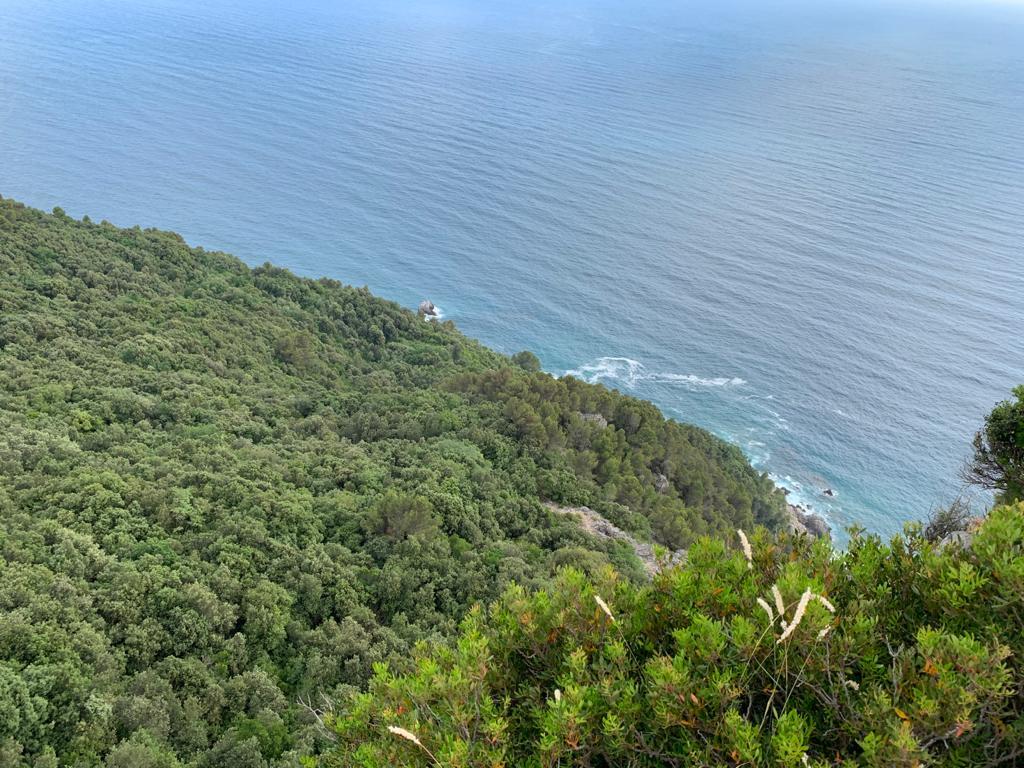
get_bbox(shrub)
[323,505,1024,767]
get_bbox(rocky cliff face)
[546,502,686,576]
[548,497,827,575]
[787,504,830,538]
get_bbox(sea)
[2,0,1023,541]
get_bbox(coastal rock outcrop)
[545,502,685,576]
[787,504,830,538]
[418,299,439,317]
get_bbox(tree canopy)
[966,385,1024,504]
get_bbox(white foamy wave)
[564,357,645,387]
[743,439,771,467]
[564,357,745,390]
[649,372,747,387]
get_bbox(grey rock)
[787,504,830,538]
[654,473,670,494]
[580,412,609,429]
[546,502,685,577]
[803,512,831,538]
[938,530,973,551]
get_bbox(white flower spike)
[737,529,753,569]
[594,594,615,623]
[388,726,422,746]
[778,588,812,643]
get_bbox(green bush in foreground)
[323,503,1024,767]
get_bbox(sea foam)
[564,357,746,390]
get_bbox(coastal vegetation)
[1,198,1020,767]
[966,385,1024,505]
[0,198,780,766]
[324,502,1024,767]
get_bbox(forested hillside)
[0,198,784,767]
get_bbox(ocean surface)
[2,0,1023,540]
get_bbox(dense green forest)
[0,198,785,767]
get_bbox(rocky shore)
[787,503,831,538]
[418,299,439,318]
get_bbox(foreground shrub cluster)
[325,503,1024,767]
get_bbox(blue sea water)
[2,0,1023,539]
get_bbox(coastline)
[786,502,831,538]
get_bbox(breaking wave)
[564,356,746,390]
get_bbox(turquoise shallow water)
[2,0,1023,538]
